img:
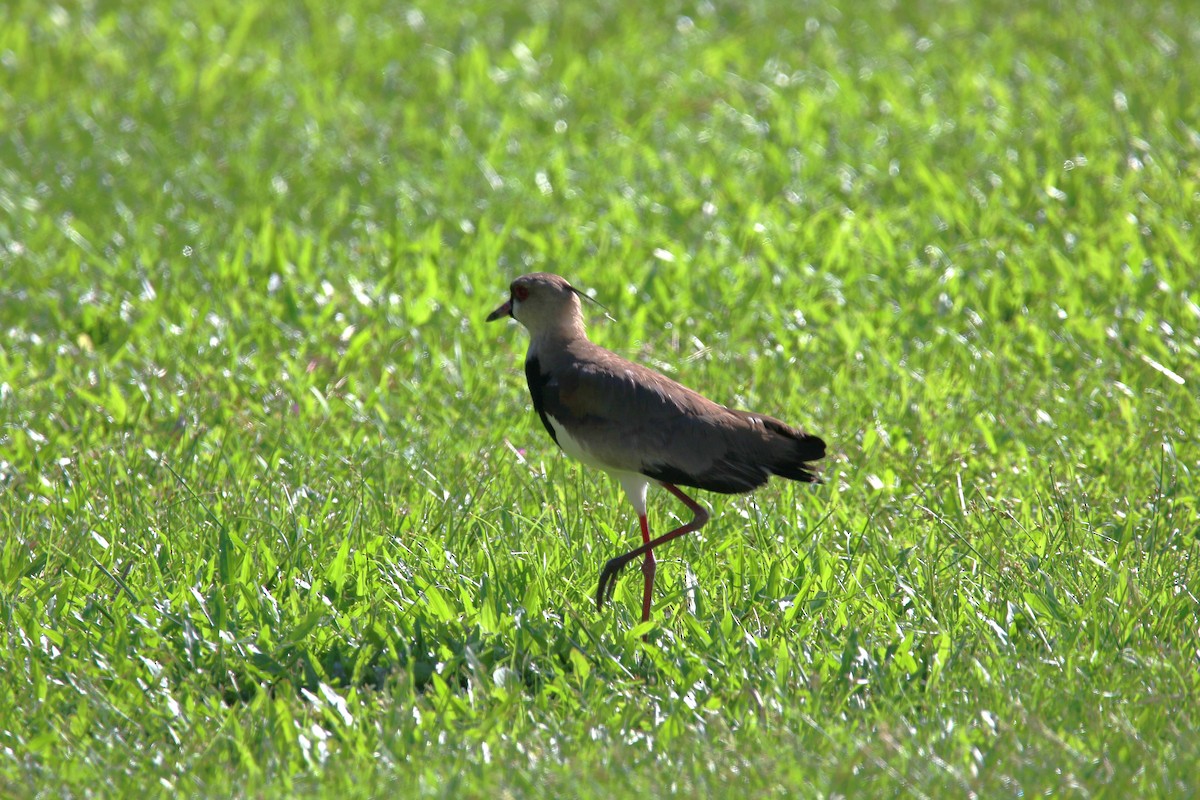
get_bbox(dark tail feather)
[645,415,826,494]
[766,421,826,484]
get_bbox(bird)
[487,272,825,625]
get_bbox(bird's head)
[486,272,587,338]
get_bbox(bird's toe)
[595,556,627,611]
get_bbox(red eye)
[513,285,530,301]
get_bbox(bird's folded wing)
[541,354,800,492]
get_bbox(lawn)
[2,0,1198,796]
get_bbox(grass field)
[2,0,1198,796]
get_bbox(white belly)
[546,414,650,516]
[547,414,606,469]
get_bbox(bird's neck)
[526,316,589,359]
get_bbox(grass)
[2,0,1198,796]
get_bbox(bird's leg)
[596,482,711,614]
[638,514,655,624]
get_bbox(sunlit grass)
[2,0,1198,796]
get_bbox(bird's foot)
[595,555,633,611]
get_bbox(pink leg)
[596,483,710,618]
[638,514,655,624]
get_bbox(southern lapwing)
[487,272,826,625]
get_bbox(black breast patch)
[524,355,560,445]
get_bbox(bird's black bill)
[486,298,513,322]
